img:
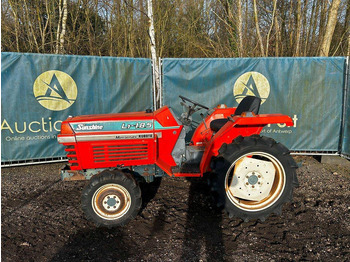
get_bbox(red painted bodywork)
[58,104,293,178]
[199,113,293,174]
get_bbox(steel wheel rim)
[225,152,286,212]
[92,183,131,220]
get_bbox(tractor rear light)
[60,123,74,135]
[217,104,227,109]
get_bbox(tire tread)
[211,135,298,222]
[81,169,142,227]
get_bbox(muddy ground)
[1,156,350,261]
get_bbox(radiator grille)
[92,144,149,163]
[65,145,78,166]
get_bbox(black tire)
[211,135,299,222]
[81,169,142,227]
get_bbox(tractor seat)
[210,119,229,132]
[210,96,262,132]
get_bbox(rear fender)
[199,114,293,174]
[233,114,294,127]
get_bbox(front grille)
[65,145,78,166]
[92,144,149,163]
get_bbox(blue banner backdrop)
[1,52,152,162]
[162,57,346,152]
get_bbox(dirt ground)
[1,156,350,261]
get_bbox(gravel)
[1,156,350,261]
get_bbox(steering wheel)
[179,95,209,110]
[178,95,209,126]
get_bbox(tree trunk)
[237,0,243,57]
[253,0,264,56]
[55,0,62,54]
[308,0,320,56]
[348,33,350,57]
[300,0,308,56]
[58,0,68,53]
[40,0,50,52]
[8,0,20,52]
[319,0,341,56]
[288,0,294,55]
[85,7,95,55]
[147,0,159,108]
[24,1,40,53]
[274,12,281,57]
[49,1,54,53]
[266,0,277,57]
[304,0,315,56]
[344,0,350,56]
[317,0,329,54]
[294,0,302,56]
[223,0,238,57]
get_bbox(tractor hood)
[59,106,181,136]
[61,111,155,134]
[66,111,154,122]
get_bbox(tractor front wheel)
[81,170,141,227]
[211,135,298,222]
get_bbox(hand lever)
[227,116,235,122]
[200,113,208,129]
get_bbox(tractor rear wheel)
[211,135,298,222]
[81,169,141,227]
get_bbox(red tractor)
[58,95,298,227]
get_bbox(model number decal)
[121,122,152,129]
[115,133,154,139]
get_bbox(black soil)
[2,156,350,261]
